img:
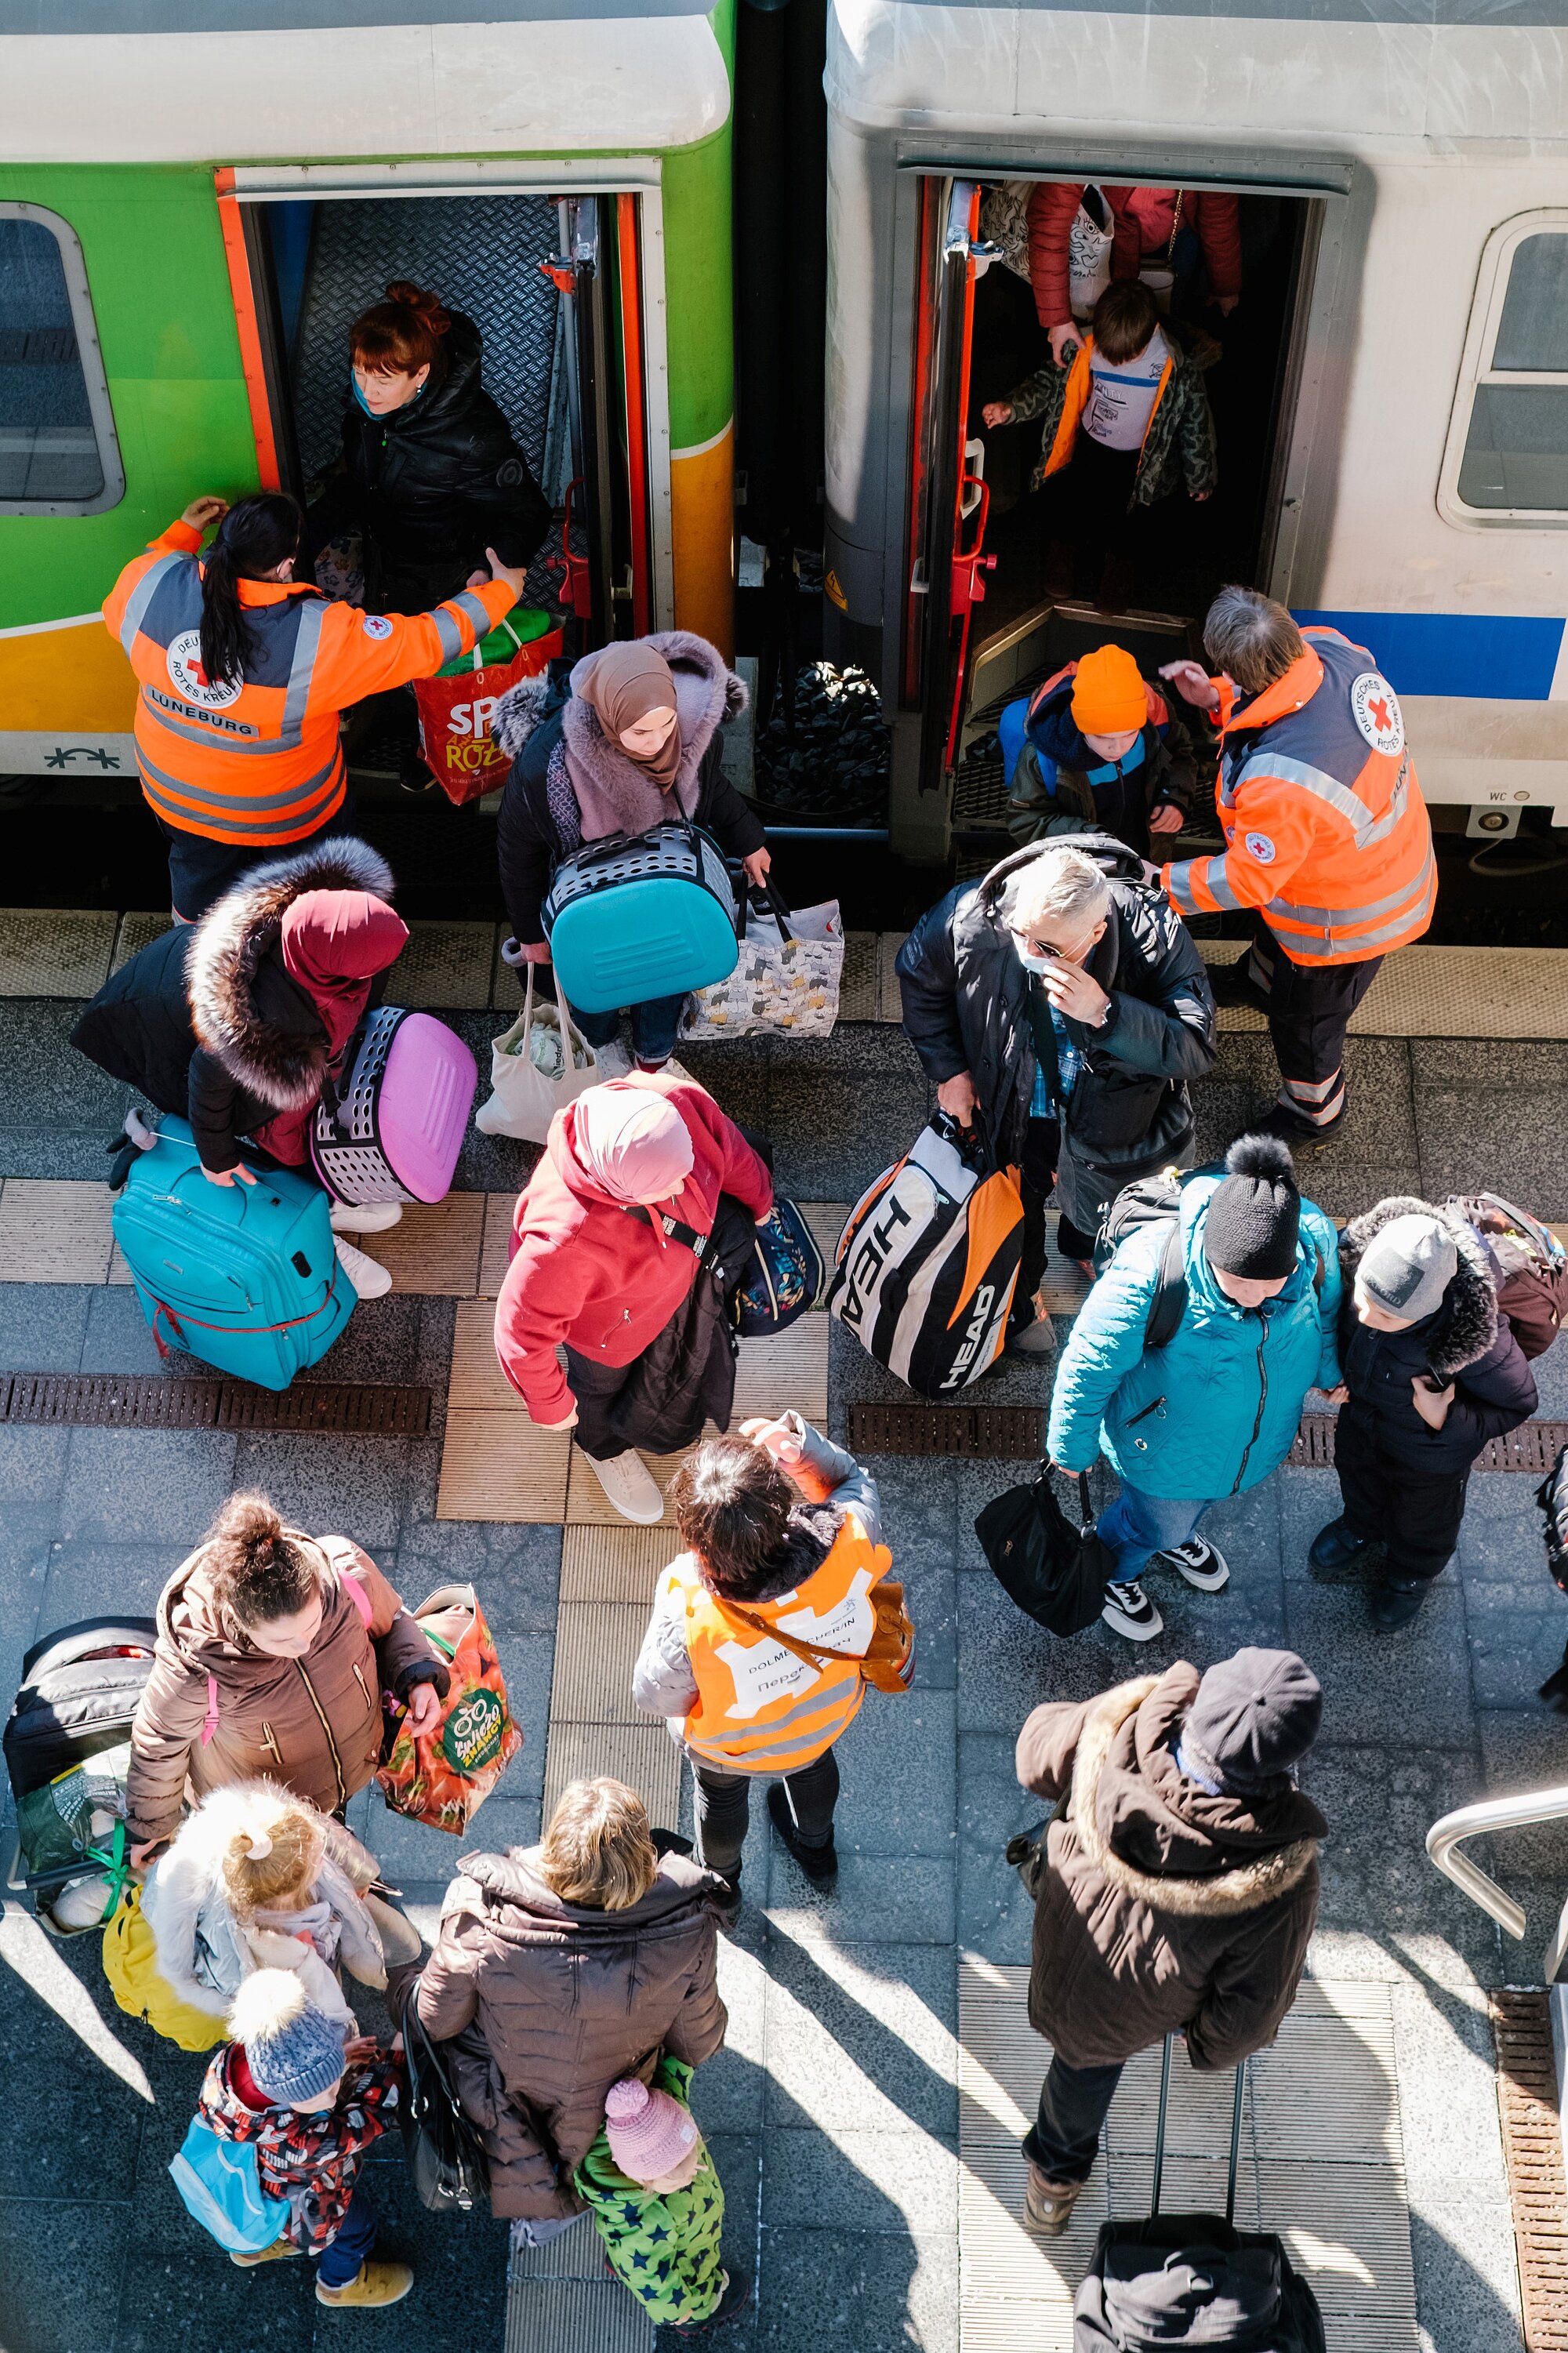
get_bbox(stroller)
[3,1617,156,1936]
[1073,2036,1327,2351]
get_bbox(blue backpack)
[738,1199,827,1337]
[169,2118,288,2253]
[111,1117,354,1391]
[542,821,739,1014]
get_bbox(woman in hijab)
[70,839,409,1297]
[494,1074,773,1523]
[494,633,771,1077]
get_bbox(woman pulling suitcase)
[71,837,410,1297]
[494,1073,773,1523]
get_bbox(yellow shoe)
[230,2239,302,2268]
[316,2260,414,2309]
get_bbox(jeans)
[316,2185,379,2287]
[1098,1485,1214,1586]
[574,993,688,1068]
[1025,2054,1126,2185]
[692,1748,840,1879]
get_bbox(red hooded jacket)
[1026,183,1243,332]
[493,1075,772,1427]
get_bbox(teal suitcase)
[111,1119,354,1389]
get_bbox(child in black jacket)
[1310,1198,1537,1629]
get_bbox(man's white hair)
[1008,846,1111,935]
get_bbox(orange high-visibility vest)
[103,519,515,847]
[1161,627,1434,966]
[666,1514,895,1774]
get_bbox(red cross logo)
[1367,694,1392,734]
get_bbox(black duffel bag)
[975,1465,1107,1637]
[398,1997,491,2216]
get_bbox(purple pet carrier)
[308,1006,477,1205]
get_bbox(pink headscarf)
[572,1083,695,1205]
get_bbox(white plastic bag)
[682,895,844,1039]
[474,966,598,1142]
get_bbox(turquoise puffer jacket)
[1047,1178,1343,1498]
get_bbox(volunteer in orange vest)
[1156,587,1435,1146]
[103,491,526,923]
[632,1414,912,1924]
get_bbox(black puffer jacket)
[896,837,1218,1233]
[310,312,550,608]
[492,633,765,950]
[1338,1197,1538,1474]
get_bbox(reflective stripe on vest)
[1231,751,1411,853]
[1269,848,1436,932]
[136,743,345,835]
[117,553,185,655]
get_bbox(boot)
[768,1782,838,1884]
[671,2268,752,2333]
[1308,1516,1383,1583]
[1370,1577,1429,1631]
[1022,2162,1084,2239]
[333,1236,393,1299]
[316,2260,415,2309]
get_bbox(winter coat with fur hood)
[124,1532,446,1850]
[1338,1197,1537,1476]
[69,837,403,1175]
[412,1847,728,2220]
[140,1781,385,2017]
[1016,1666,1323,2072]
[492,634,765,950]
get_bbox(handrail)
[1426,1785,1568,1966]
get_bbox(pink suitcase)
[308,1007,477,1205]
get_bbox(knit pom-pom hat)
[1202,1135,1301,1280]
[604,2075,700,2184]
[229,1969,347,2107]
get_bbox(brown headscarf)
[574,642,683,791]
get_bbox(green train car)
[0,0,739,782]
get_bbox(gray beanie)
[1356,1213,1457,1326]
[1181,1647,1323,1793]
[228,1970,347,2107]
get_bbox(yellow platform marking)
[540,1719,681,1833]
[564,1445,697,1528]
[799,1200,848,1274]
[0,1178,116,1284]
[840,933,880,1022]
[550,1600,654,1723]
[559,1525,673,1602]
[477,1192,519,1297]
[445,1297,520,1411]
[389,921,499,1009]
[434,1411,572,1523]
[372,1194,485,1296]
[1201,939,1568,1040]
[1040,1213,1093,1315]
[879,932,907,1022]
[111,911,172,974]
[733,1317,829,1425]
[0,910,116,997]
[958,1961,1417,2351]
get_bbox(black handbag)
[399,1999,491,2215]
[975,1465,1108,1637]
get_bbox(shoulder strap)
[341,1570,375,1630]
[719,1598,855,1670]
[1143,1218,1189,1350]
[1312,1244,1326,1297]
[625,1204,710,1258]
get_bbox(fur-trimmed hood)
[1068,1671,1323,1920]
[492,630,745,804]
[139,1780,383,2016]
[184,836,396,1111]
[1339,1195,1499,1382]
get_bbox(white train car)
[818,0,1568,860]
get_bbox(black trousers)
[1246,923,1382,1128]
[1017,1117,1097,1324]
[691,1748,840,1879]
[1025,2053,1126,2185]
[1336,1407,1469,1583]
[159,798,359,926]
[563,1347,641,1464]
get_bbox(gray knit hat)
[1356,1213,1457,1326]
[1183,1647,1323,1793]
[228,1970,347,2106]
[1202,1135,1301,1281]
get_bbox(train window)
[1443,213,1568,525]
[0,203,123,516]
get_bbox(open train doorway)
[904,172,1326,859]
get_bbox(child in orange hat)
[1003,641,1197,860]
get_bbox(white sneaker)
[333,1235,393,1299]
[1152,1536,1230,1593]
[584,1447,665,1523]
[1101,1579,1163,1642]
[591,1037,635,1080]
[329,1201,404,1236]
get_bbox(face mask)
[1016,946,1052,976]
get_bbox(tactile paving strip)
[0,909,117,997]
[1201,940,1568,1040]
[959,1961,1418,2352]
[387,921,501,1008]
[845,1403,1567,1472]
[110,910,172,974]
[1491,1989,1568,2351]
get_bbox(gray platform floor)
[0,1012,1563,2352]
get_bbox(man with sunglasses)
[897,837,1216,1358]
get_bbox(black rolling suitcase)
[4,1618,158,1914]
[1073,2037,1327,2351]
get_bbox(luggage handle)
[1149,2032,1247,2224]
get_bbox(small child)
[196,1968,411,2311]
[1005,641,1196,859]
[982,278,1217,611]
[575,2058,746,2334]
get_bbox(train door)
[214,180,655,653]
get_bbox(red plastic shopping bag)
[414,607,563,806]
[376,1584,523,1833]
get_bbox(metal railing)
[1427,1785,1568,1981]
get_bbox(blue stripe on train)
[1291,611,1566,701]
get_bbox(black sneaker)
[1101,1579,1163,1642]
[767,1782,839,1883]
[706,1872,742,1933]
[1370,1578,1429,1631]
[1250,1102,1345,1153]
[1308,1517,1384,1582]
[1151,1536,1230,1592]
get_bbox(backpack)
[308,1005,477,1207]
[169,2118,288,2253]
[1446,1192,1568,1360]
[399,1997,491,2213]
[738,1198,827,1337]
[1095,1170,1325,1351]
[542,820,739,1015]
[827,1116,1024,1396]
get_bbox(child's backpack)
[1095,1168,1325,1351]
[1446,1193,1568,1360]
[309,1006,477,1207]
[542,821,739,1014]
[737,1199,826,1337]
[169,2118,288,2253]
[111,1117,354,1390]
